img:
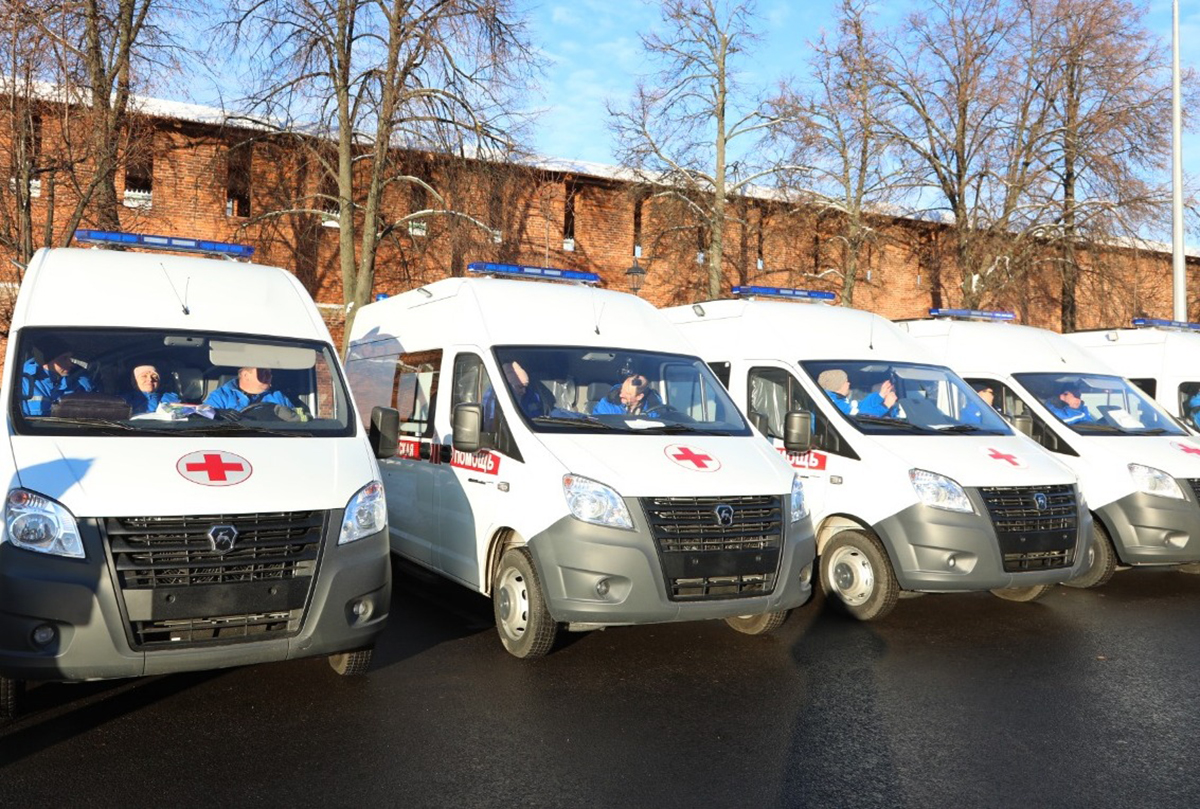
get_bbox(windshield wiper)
[853,415,932,431]
[1072,423,1124,433]
[643,423,731,435]
[531,415,617,430]
[932,424,990,433]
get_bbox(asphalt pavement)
[3,564,1200,808]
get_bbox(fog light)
[31,624,55,647]
[595,578,611,597]
[947,555,958,569]
[800,563,813,585]
[351,599,371,619]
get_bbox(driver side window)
[747,367,853,457]
[452,353,521,460]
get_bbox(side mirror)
[453,403,483,453]
[369,406,400,459]
[1011,413,1033,438]
[783,410,813,454]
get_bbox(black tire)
[990,584,1054,602]
[492,547,558,659]
[1063,521,1117,589]
[1,676,25,723]
[328,647,373,676]
[725,610,790,635]
[820,530,899,621]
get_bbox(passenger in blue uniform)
[818,368,896,417]
[204,367,293,411]
[20,338,95,416]
[1187,390,1200,430]
[1046,383,1094,425]
[123,364,181,415]
[484,361,549,428]
[593,374,667,417]
[961,383,995,425]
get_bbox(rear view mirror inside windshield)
[209,341,316,370]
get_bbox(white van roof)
[13,247,329,341]
[349,276,694,354]
[1067,327,1200,378]
[897,318,1120,376]
[664,298,937,361]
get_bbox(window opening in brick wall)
[756,210,765,271]
[563,179,577,251]
[408,178,429,238]
[225,142,252,217]
[633,194,644,258]
[124,147,153,208]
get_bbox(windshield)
[11,327,354,437]
[1013,372,1185,436]
[492,346,750,436]
[800,360,1012,435]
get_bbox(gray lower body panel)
[871,496,1090,592]
[527,511,815,626]
[0,524,390,683]
[1096,489,1200,565]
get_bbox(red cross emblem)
[177,450,253,486]
[981,446,1027,468]
[665,444,721,472]
[1172,441,1200,456]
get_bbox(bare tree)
[226,0,535,346]
[609,0,786,300]
[771,0,901,305]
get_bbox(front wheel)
[725,610,790,636]
[328,647,374,676]
[820,530,899,621]
[1,676,25,724]
[493,547,558,659]
[1063,522,1117,589]
[990,584,1054,602]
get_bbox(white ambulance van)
[1066,319,1200,433]
[900,311,1200,589]
[665,290,1088,621]
[345,263,816,658]
[0,231,392,722]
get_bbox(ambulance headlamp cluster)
[74,229,255,258]
[1128,464,1185,500]
[909,469,974,513]
[4,489,84,558]
[731,286,835,301]
[339,480,388,544]
[562,474,633,530]
[467,262,600,284]
[1131,317,1200,332]
[928,309,1015,321]
[790,475,808,523]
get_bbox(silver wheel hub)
[496,567,530,642]
[827,546,875,606]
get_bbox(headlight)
[339,480,388,544]
[563,474,633,530]
[910,469,974,513]
[4,489,84,558]
[1128,464,1185,500]
[790,474,808,523]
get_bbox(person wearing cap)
[204,367,294,411]
[20,338,95,416]
[817,368,896,417]
[962,382,997,425]
[1046,382,1094,425]
[593,373,667,417]
[122,365,181,415]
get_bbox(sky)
[526,0,1200,209]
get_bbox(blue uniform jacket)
[123,390,182,415]
[204,379,293,411]
[1046,401,1093,425]
[483,385,549,427]
[592,384,667,417]
[21,357,95,416]
[827,389,892,417]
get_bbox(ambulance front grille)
[640,495,783,601]
[977,485,1078,572]
[104,510,326,649]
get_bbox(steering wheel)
[239,402,301,422]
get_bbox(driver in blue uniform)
[1046,383,1094,425]
[204,367,294,411]
[818,368,896,417]
[593,374,667,417]
[21,338,95,416]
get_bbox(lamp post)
[626,257,646,296]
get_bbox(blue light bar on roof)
[74,230,255,258]
[467,261,600,284]
[929,308,1015,321]
[1132,317,1200,331]
[731,286,836,301]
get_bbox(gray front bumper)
[527,502,815,626]
[0,520,391,683]
[1096,486,1200,565]
[872,490,1090,592]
